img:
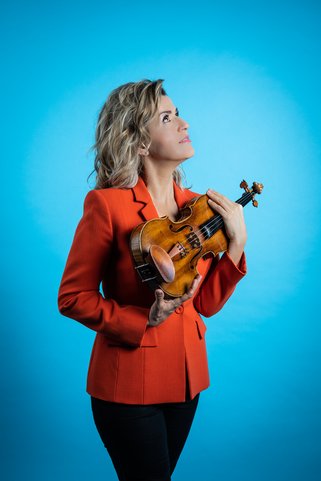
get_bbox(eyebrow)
[159,107,179,116]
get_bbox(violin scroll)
[240,179,264,208]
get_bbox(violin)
[130,180,263,299]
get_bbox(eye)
[162,111,179,123]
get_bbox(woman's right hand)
[147,274,203,327]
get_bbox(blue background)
[2,1,321,480]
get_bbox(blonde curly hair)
[87,79,185,189]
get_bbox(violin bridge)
[168,242,187,259]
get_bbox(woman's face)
[142,95,194,165]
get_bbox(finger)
[154,289,164,305]
[207,195,240,220]
[206,189,233,203]
[188,274,202,294]
[207,198,228,217]
[180,274,202,302]
[207,189,235,210]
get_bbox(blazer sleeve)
[57,189,149,347]
[193,250,247,317]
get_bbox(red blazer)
[58,175,247,404]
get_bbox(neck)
[142,164,176,204]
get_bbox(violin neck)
[236,191,254,208]
[201,192,253,239]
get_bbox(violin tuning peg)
[252,199,258,207]
[252,182,264,194]
[240,180,248,190]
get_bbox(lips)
[179,136,191,143]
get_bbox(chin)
[179,144,194,156]
[185,147,195,159]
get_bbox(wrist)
[228,235,246,247]
[227,241,245,266]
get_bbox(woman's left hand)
[206,189,247,263]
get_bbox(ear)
[138,145,149,156]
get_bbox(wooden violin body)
[130,180,263,299]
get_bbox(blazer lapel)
[131,175,158,221]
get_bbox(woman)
[58,79,247,481]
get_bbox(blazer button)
[175,305,184,314]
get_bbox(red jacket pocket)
[107,325,158,348]
[195,318,207,340]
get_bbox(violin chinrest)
[148,245,175,283]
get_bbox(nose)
[178,116,189,130]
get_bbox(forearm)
[58,288,150,346]
[193,251,247,317]
[227,240,246,267]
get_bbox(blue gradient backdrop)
[2,1,321,480]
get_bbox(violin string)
[171,192,253,254]
[175,216,224,252]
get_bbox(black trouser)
[91,393,200,481]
